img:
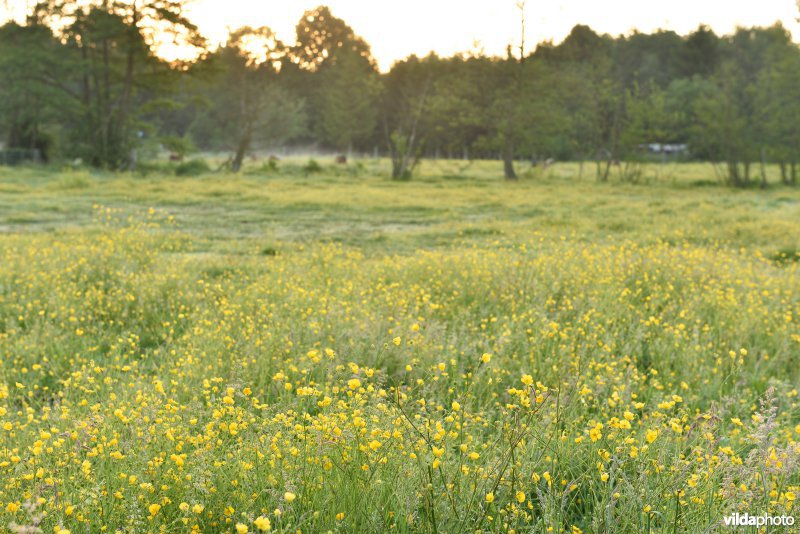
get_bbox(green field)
[1,160,799,533]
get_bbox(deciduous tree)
[198,27,305,172]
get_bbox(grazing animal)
[169,153,183,162]
[335,155,347,164]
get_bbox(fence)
[0,149,42,166]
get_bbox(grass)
[0,158,798,533]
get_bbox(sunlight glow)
[3,0,799,70]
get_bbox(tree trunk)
[117,7,139,169]
[390,149,404,179]
[400,141,414,179]
[128,148,137,172]
[389,137,411,179]
[779,161,788,185]
[503,139,516,180]
[759,148,768,189]
[596,157,612,182]
[727,160,740,187]
[232,129,252,173]
[383,80,428,180]
[791,161,797,185]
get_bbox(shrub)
[175,159,211,177]
[303,158,322,174]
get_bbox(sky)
[3,0,800,70]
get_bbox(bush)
[175,159,211,177]
[303,158,322,174]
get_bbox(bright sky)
[4,0,800,70]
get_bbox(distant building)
[640,143,689,155]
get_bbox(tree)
[498,0,527,180]
[538,25,615,177]
[0,21,69,160]
[619,84,676,182]
[589,79,628,181]
[29,0,203,168]
[613,30,683,90]
[197,27,305,172]
[423,55,494,160]
[692,62,754,186]
[477,55,569,176]
[381,55,438,179]
[693,25,794,187]
[318,48,379,155]
[660,77,715,146]
[755,44,800,185]
[678,25,721,78]
[282,5,374,148]
[290,5,372,71]
[495,48,522,179]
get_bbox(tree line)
[1,1,800,185]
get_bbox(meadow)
[0,159,799,533]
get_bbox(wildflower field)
[0,161,799,533]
